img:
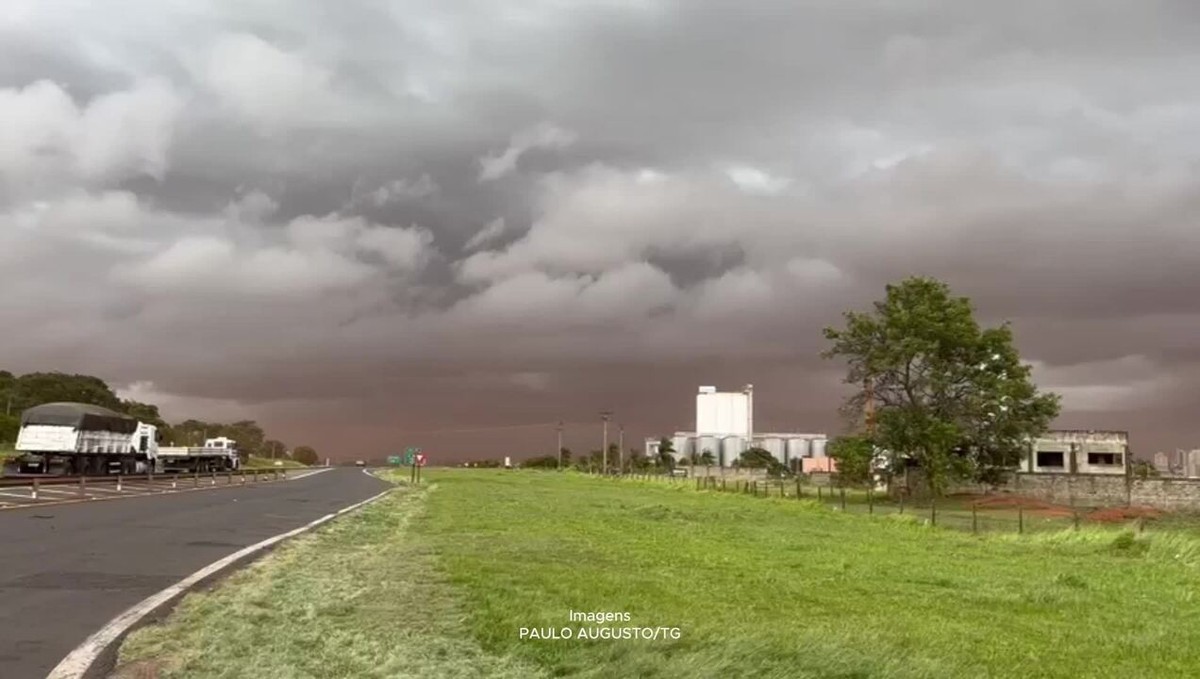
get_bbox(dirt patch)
[1086,506,1163,523]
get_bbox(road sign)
[387,455,401,465]
[403,447,421,465]
[416,453,427,466]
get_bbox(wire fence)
[605,471,1160,536]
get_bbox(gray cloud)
[2,1,1199,459]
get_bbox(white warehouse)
[645,385,828,468]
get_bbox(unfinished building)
[1023,430,1128,475]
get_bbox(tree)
[559,447,572,467]
[291,445,319,465]
[627,448,650,472]
[655,437,676,471]
[699,448,716,476]
[4,371,122,413]
[522,455,559,469]
[121,400,167,430]
[828,435,875,487]
[1132,460,1159,480]
[823,277,1060,495]
[262,439,287,459]
[739,447,786,476]
[0,414,17,444]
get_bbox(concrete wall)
[933,471,1200,511]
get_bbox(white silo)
[786,437,811,465]
[811,437,828,458]
[672,435,693,460]
[721,436,747,466]
[761,437,786,463]
[698,436,720,464]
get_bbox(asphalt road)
[0,467,392,679]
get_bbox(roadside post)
[416,453,427,482]
[404,448,419,483]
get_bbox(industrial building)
[1023,430,1129,475]
[645,385,829,469]
[1152,449,1200,477]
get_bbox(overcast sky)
[2,1,1198,460]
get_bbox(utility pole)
[600,411,612,475]
[556,421,564,470]
[864,376,876,435]
[743,384,754,450]
[618,425,625,474]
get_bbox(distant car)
[355,460,366,467]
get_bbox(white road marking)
[83,486,126,495]
[29,487,78,496]
[0,490,38,500]
[47,482,393,679]
[0,468,326,510]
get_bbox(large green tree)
[827,435,876,487]
[3,371,122,413]
[822,277,1060,494]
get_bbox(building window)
[1088,452,1122,466]
[1036,451,1065,468]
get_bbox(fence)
[603,472,1162,536]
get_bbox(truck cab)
[204,437,241,470]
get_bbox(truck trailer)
[15,401,243,475]
[15,402,158,475]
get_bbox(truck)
[15,401,242,475]
[157,436,241,473]
[15,402,158,475]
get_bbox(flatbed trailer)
[157,437,240,473]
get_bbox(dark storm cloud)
[2,0,1200,458]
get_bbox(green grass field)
[116,470,1200,678]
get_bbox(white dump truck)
[157,436,241,473]
[15,401,242,475]
[15,402,159,475]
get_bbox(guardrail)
[0,468,290,497]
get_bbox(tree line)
[0,370,319,465]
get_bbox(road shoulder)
[110,481,543,679]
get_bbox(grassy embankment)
[116,470,1200,678]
